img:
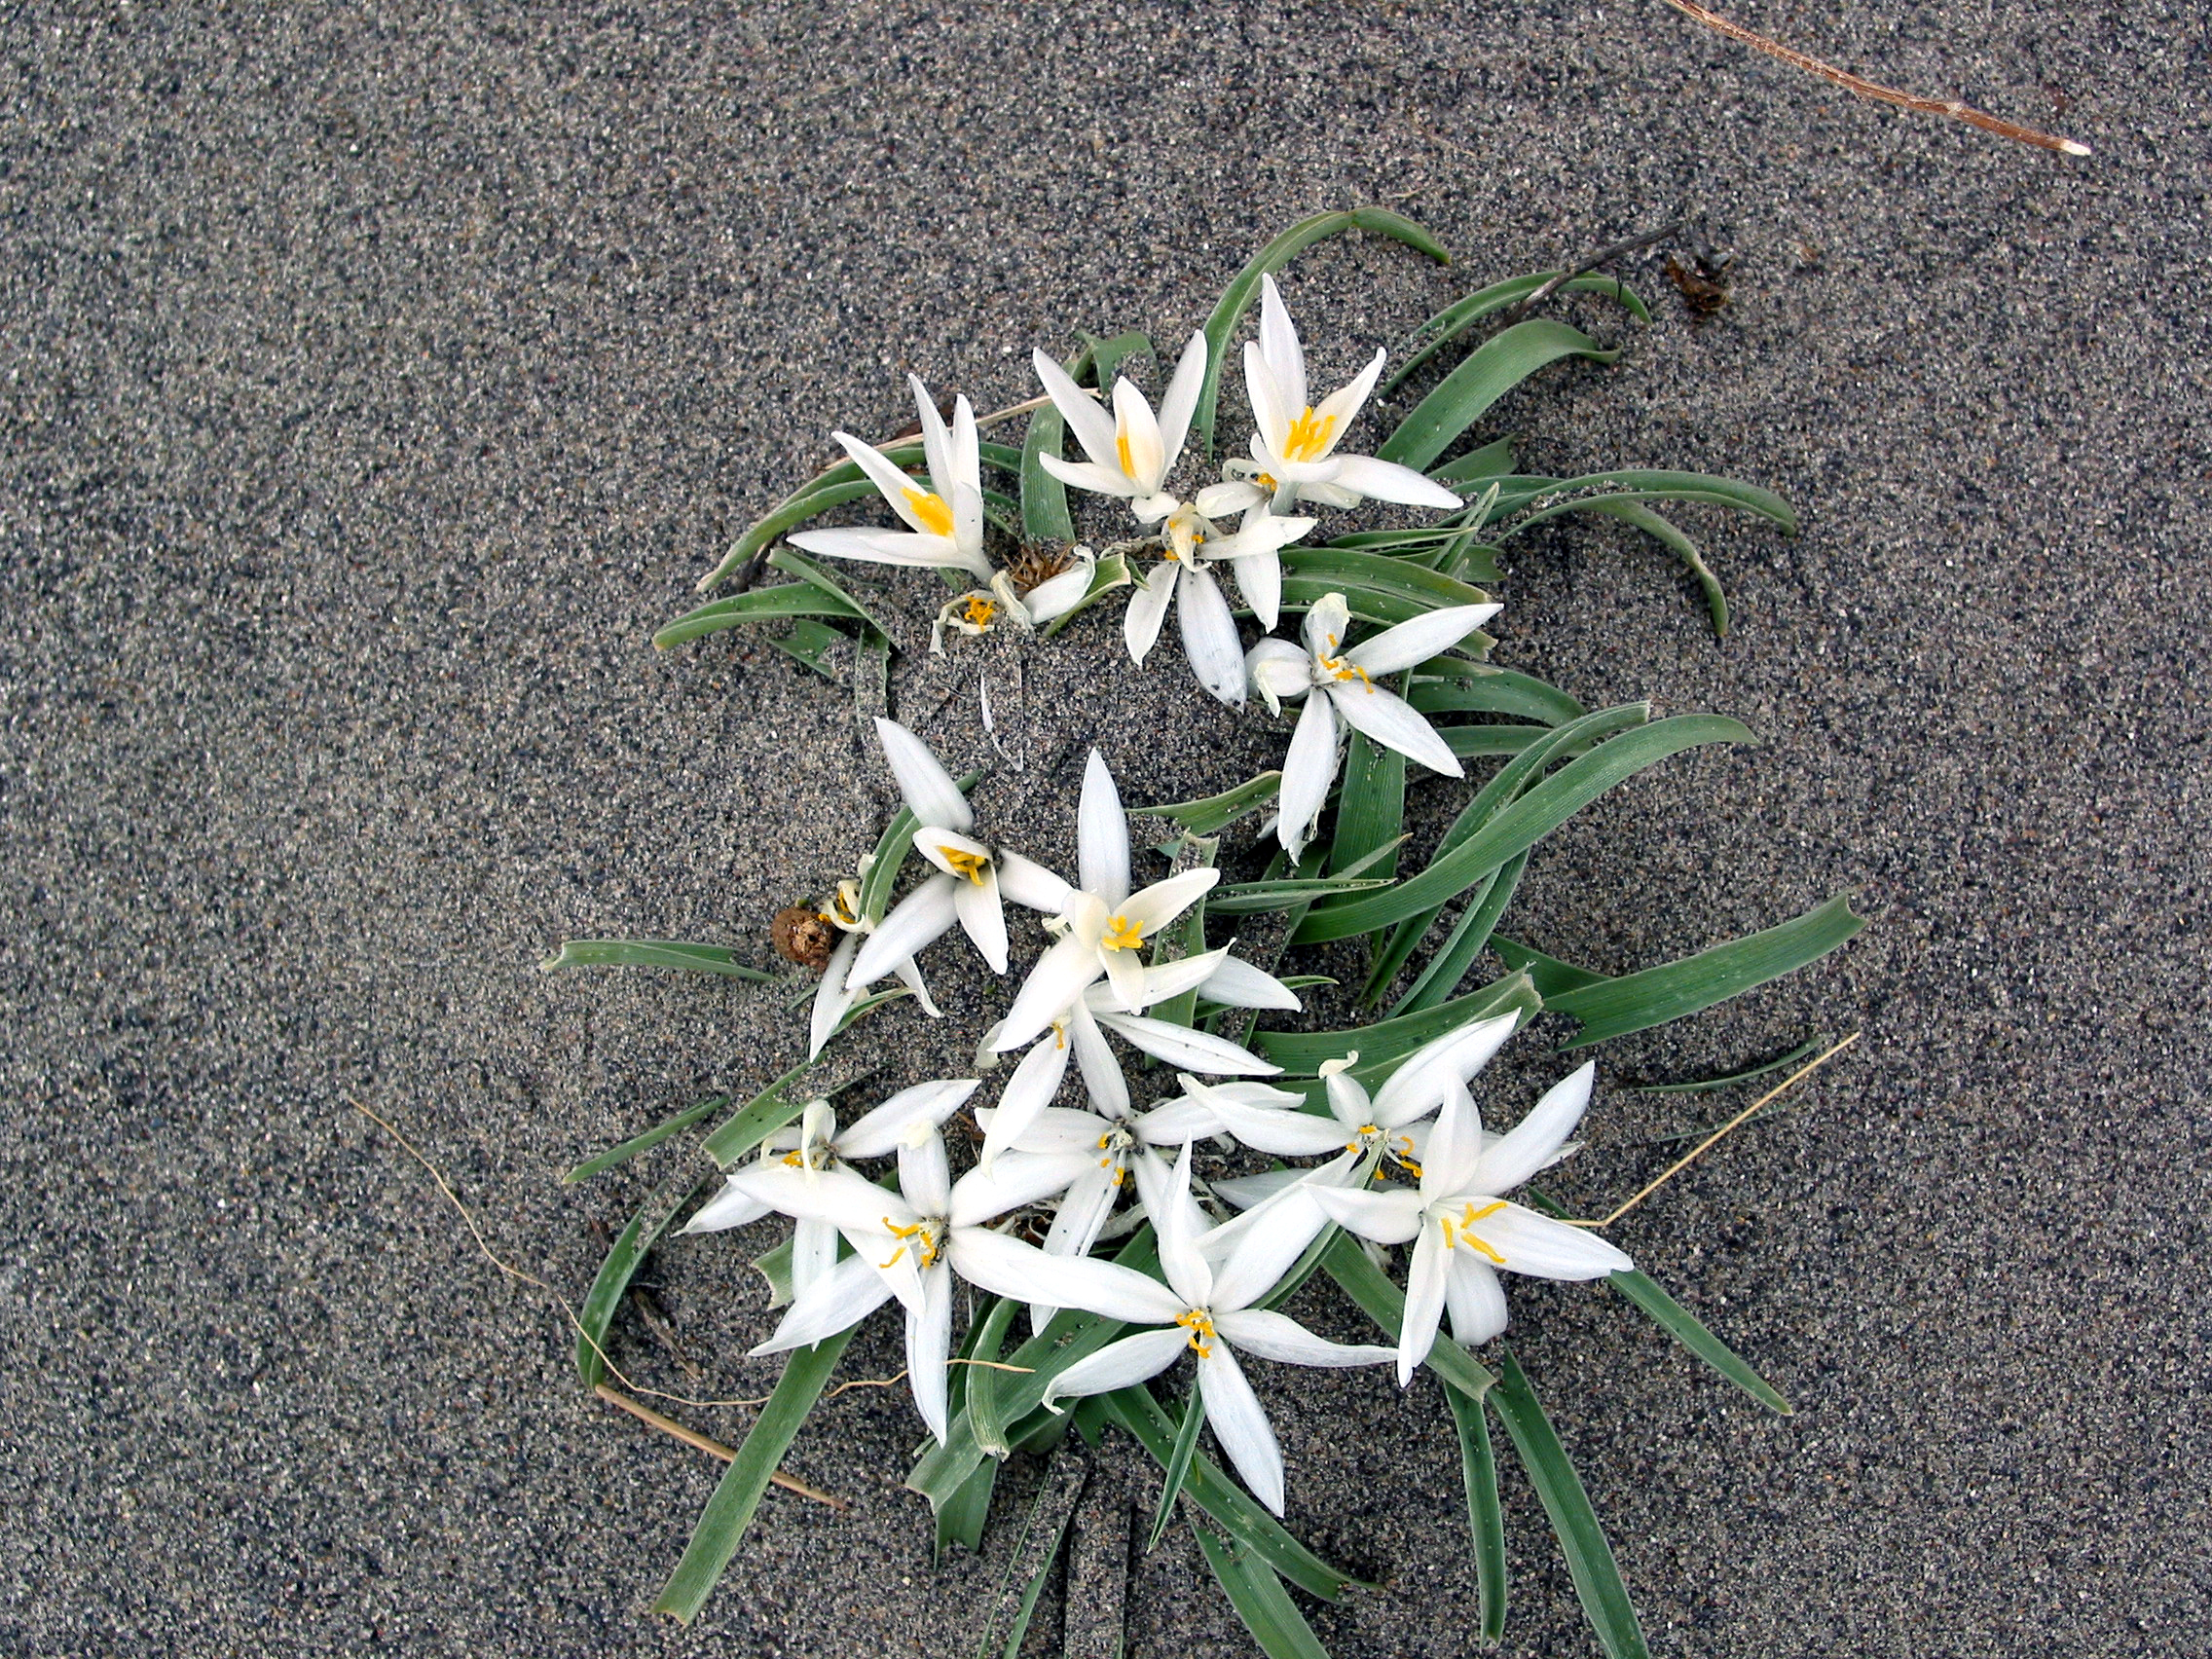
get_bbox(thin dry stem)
[1663,1,2089,156]
[1559,1031,1862,1228]
[594,1383,847,1509]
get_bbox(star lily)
[1205,275,1465,518]
[1120,503,1313,706]
[991,750,1221,1051]
[1246,591,1502,860]
[681,1080,977,1303]
[787,374,995,582]
[739,1121,1107,1444]
[846,719,1073,986]
[1031,331,1211,525]
[1310,1064,1632,1384]
[1030,1145,1397,1515]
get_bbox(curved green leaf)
[859,766,986,925]
[1409,662,1588,727]
[1445,1381,1509,1642]
[1489,1346,1649,1659]
[696,480,881,591]
[1387,848,1530,1016]
[1497,469,1797,536]
[1278,545,1493,614]
[1380,318,1621,473]
[1254,972,1540,1079]
[964,1296,1026,1459]
[1191,1524,1333,1659]
[1610,1267,1792,1414]
[1387,271,1649,395]
[1539,892,1864,1049]
[1295,715,1754,943]
[654,580,866,649]
[651,1325,860,1623]
[564,1094,731,1184]
[1194,208,1451,458]
[1130,770,1281,836]
[1145,1374,1208,1553]
[767,546,900,643]
[1019,344,1087,544]
[538,939,783,982]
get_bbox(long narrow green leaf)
[1610,1266,1791,1414]
[1489,1346,1649,1659]
[1575,498,1730,637]
[1194,207,1450,457]
[1380,318,1620,473]
[1191,1524,1333,1659]
[1277,546,1494,615]
[1429,435,1519,486]
[1408,660,1587,726]
[653,580,866,649]
[1145,1375,1208,1553]
[1541,892,1865,1049]
[538,939,783,982]
[1445,1380,1509,1642]
[1088,329,1155,385]
[1150,837,1217,1032]
[1364,865,1498,1008]
[965,1296,1025,1459]
[1389,850,1530,1016]
[977,1460,1084,1659]
[574,1161,719,1386]
[1329,720,1407,886]
[1106,1384,1362,1602]
[695,479,881,591]
[939,1457,998,1562]
[1490,938,1611,1000]
[1208,875,1393,915]
[766,546,900,644]
[651,1327,859,1623]
[751,1235,794,1307]
[1440,725,1551,759]
[1497,469,1797,537]
[1386,271,1649,394]
[764,616,851,682]
[564,1094,730,1184]
[1632,1035,1825,1094]
[1256,973,1540,1081]
[1296,716,1754,943]
[697,1054,866,1167]
[1130,770,1281,836]
[1318,1232,1495,1402]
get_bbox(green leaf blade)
[1380,318,1621,474]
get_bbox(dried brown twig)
[1662,0,2090,157]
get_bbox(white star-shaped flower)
[789,375,994,582]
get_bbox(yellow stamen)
[1281,406,1338,463]
[1116,428,1135,478]
[877,1244,906,1270]
[1102,915,1144,951]
[882,1214,943,1269]
[1050,1017,1068,1051]
[1449,1200,1509,1266]
[903,487,955,537]
[1256,471,1279,494]
[1316,648,1374,691]
[940,844,990,885]
[782,1151,803,1166]
[962,595,996,629]
[1175,1309,1217,1358]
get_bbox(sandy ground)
[4,3,2207,1655]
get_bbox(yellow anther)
[881,1214,942,1268]
[782,1151,803,1166]
[1256,471,1278,494]
[1116,429,1135,478]
[1449,1200,1508,1266]
[962,595,996,629]
[940,844,990,884]
[1050,1018,1068,1051]
[1317,651,1373,690]
[1102,915,1145,951]
[1282,407,1337,463]
[877,1244,907,1270]
[903,487,955,538]
[1175,1309,1218,1358]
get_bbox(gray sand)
[4,4,2206,1655]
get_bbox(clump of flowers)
[552,209,1861,1657]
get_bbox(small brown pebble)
[771,905,834,972]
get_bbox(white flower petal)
[951,1229,1186,1326]
[731,1161,903,1233]
[1473,1062,1597,1196]
[1041,1326,1191,1406]
[1444,1256,1509,1346]
[751,1250,896,1354]
[809,929,864,1058]
[836,1079,979,1161]
[873,718,975,833]
[1472,1203,1634,1279]
[787,526,971,572]
[891,952,942,1019]
[1195,955,1302,1011]
[846,875,961,991]
[1326,680,1462,777]
[1257,275,1308,415]
[1302,591,1352,662]
[1241,338,1292,458]
[1116,866,1221,936]
[1196,479,1264,518]
[1398,1231,1451,1386]
[1309,1184,1424,1245]
[1175,562,1246,706]
[1421,1079,1486,1199]
[899,1128,952,1218]
[1229,549,1282,633]
[906,1264,954,1444]
[1021,561,1093,623]
[1111,378,1166,494]
[1129,1145,1213,1268]
[1371,1011,1520,1129]
[977,1104,1105,1157]
[1326,452,1467,510]
[908,375,955,499]
[791,1214,840,1304]
[997,851,1077,915]
[978,1031,1073,1172]
[1092,1011,1280,1075]
[1156,329,1209,475]
[1068,999,1132,1119]
[1216,1308,1396,1368]
[1123,558,1177,667]
[1206,1191,1332,1311]
[953,864,1010,975]
[1276,689,1340,859]
[1345,603,1504,680]
[1201,1093,1350,1159]
[1207,1167,1307,1210]
[681,1177,776,1235]
[1154,1143,1214,1309]
[1033,348,1120,467]
[1133,943,1235,1007]
[950,393,980,498]
[1031,1161,1124,1332]
[1079,749,1131,908]
[994,931,1107,1052]
[1198,1342,1286,1514]
[1040,451,1142,499]
[830,430,934,532]
[1245,637,1313,714]
[1308,349,1387,459]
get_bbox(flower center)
[1101,914,1145,951]
[963,595,996,629]
[781,1141,838,1173]
[1281,406,1337,463]
[1314,633,1373,690]
[1346,1124,1422,1177]
[1093,1124,1136,1185]
[1175,1308,1218,1358]
[903,487,955,537]
[1438,1200,1508,1267]
[879,1214,945,1271]
[940,844,990,885]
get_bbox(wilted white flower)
[1246,592,1500,860]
